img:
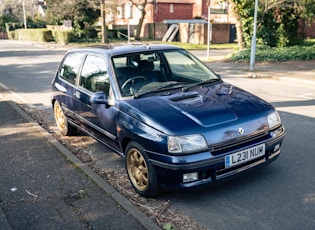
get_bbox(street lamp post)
[250,0,259,71]
[22,0,27,29]
[127,2,133,44]
[207,5,211,59]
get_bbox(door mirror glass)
[90,92,107,104]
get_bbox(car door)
[53,51,85,119]
[74,54,119,151]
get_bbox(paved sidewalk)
[0,100,158,230]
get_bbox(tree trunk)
[135,0,148,41]
[100,0,108,43]
[235,14,244,49]
[230,2,244,49]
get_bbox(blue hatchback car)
[51,44,285,197]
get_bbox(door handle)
[74,91,81,99]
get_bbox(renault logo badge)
[238,127,244,135]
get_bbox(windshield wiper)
[134,82,186,98]
[182,78,220,92]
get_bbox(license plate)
[225,143,265,168]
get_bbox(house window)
[108,10,114,21]
[170,4,174,13]
[117,6,123,18]
[125,3,132,19]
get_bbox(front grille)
[209,129,269,155]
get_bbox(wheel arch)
[51,98,56,108]
[120,137,132,156]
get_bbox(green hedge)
[15,29,54,42]
[230,42,315,62]
[52,30,75,44]
[7,31,16,39]
[8,28,75,44]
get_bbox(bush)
[1,15,18,30]
[15,29,54,42]
[74,27,98,39]
[229,41,315,62]
[108,29,118,39]
[84,28,98,39]
[27,20,46,29]
[52,30,75,44]
[5,22,23,32]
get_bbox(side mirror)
[90,92,107,104]
[90,92,115,107]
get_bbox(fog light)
[183,172,198,183]
[273,144,280,152]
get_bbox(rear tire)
[53,101,76,136]
[125,141,160,197]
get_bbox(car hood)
[120,82,273,136]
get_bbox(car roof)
[67,44,183,57]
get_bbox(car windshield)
[112,49,219,97]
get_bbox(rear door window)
[79,55,110,95]
[59,52,85,85]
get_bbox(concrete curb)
[6,100,160,230]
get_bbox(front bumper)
[147,125,285,190]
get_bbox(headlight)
[168,134,208,154]
[267,111,281,130]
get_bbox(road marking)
[0,82,28,103]
[0,82,51,110]
[297,93,314,99]
[0,82,41,109]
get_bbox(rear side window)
[79,55,110,95]
[59,52,85,84]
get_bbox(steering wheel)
[121,76,147,93]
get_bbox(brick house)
[110,0,236,43]
[112,0,234,24]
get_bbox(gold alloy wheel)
[54,102,66,131]
[126,147,149,191]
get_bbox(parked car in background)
[51,44,285,197]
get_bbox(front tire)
[53,101,76,136]
[125,141,160,197]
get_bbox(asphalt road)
[1,40,315,229]
[161,77,315,229]
[0,40,67,108]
